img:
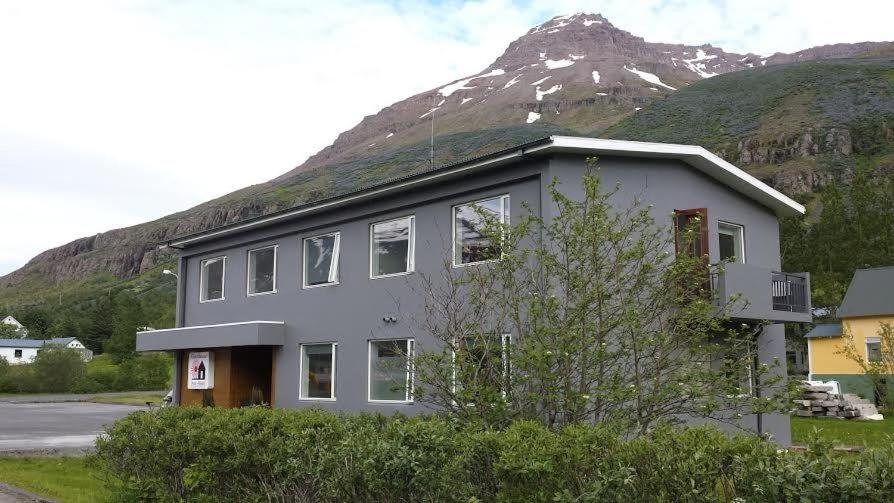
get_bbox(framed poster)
[187,351,214,389]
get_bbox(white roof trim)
[536,136,805,216]
[137,320,285,335]
[168,136,802,248]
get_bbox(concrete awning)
[136,321,285,352]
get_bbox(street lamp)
[162,269,179,281]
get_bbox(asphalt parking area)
[0,402,143,453]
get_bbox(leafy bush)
[75,353,171,393]
[32,346,86,392]
[94,407,894,503]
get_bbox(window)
[199,257,226,302]
[718,222,745,263]
[867,337,882,363]
[453,195,510,266]
[13,349,22,358]
[300,343,336,400]
[368,339,414,402]
[453,333,511,395]
[673,208,708,257]
[371,216,415,278]
[304,233,340,288]
[247,246,277,295]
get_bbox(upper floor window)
[867,337,882,363]
[247,246,277,296]
[199,256,226,302]
[453,195,509,266]
[718,222,745,263]
[371,216,415,278]
[304,233,340,288]
[673,208,708,257]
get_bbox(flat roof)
[165,136,805,249]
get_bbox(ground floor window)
[453,333,511,396]
[368,339,414,402]
[300,343,336,400]
[14,349,22,358]
[867,337,882,363]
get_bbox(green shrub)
[94,407,894,502]
[32,346,85,393]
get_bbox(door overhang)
[137,321,285,352]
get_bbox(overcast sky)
[1,0,891,276]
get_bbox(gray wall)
[173,153,790,441]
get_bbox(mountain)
[2,12,892,313]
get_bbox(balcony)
[711,263,811,323]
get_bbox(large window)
[867,337,882,363]
[718,222,745,263]
[304,233,340,288]
[199,256,226,302]
[453,333,511,395]
[368,339,414,402]
[300,343,336,400]
[247,246,277,295]
[370,216,415,278]
[453,195,509,266]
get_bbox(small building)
[0,337,93,365]
[806,266,894,400]
[1,315,28,337]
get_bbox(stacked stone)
[793,383,878,418]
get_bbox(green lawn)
[791,416,894,447]
[87,391,166,406]
[0,457,113,503]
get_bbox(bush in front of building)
[0,351,170,394]
[93,406,894,502]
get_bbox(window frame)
[198,256,227,303]
[369,215,416,279]
[246,245,278,297]
[717,221,746,264]
[866,337,882,363]
[367,338,415,404]
[298,342,337,401]
[452,194,510,267]
[302,232,341,289]
[451,333,512,396]
[13,349,22,359]
[673,208,709,257]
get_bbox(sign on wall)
[187,351,214,389]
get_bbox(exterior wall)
[165,153,792,442]
[808,316,894,375]
[0,347,38,364]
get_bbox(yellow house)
[806,266,894,400]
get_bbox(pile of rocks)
[794,383,879,419]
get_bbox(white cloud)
[1,0,891,275]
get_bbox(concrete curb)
[0,482,55,503]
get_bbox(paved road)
[0,402,143,453]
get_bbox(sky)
[1,0,891,276]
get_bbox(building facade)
[0,337,92,365]
[137,136,811,443]
[807,267,894,401]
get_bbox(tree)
[839,321,894,407]
[0,323,21,339]
[409,164,791,434]
[84,296,116,352]
[18,308,51,339]
[104,292,145,363]
[32,346,86,392]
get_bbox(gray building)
[137,136,811,443]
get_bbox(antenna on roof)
[430,94,435,169]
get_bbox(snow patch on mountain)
[526,111,541,123]
[535,84,562,101]
[503,74,522,89]
[681,49,719,78]
[531,76,552,86]
[545,58,575,69]
[624,66,677,90]
[592,71,600,84]
[438,69,505,97]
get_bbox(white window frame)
[246,245,278,296]
[199,256,227,303]
[302,232,341,289]
[298,342,337,401]
[369,215,416,279]
[866,336,882,363]
[367,338,415,404]
[451,333,512,396]
[452,194,510,267]
[717,221,746,264]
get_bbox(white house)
[0,337,93,365]
[1,315,27,337]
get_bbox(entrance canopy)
[137,321,285,352]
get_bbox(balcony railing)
[771,272,808,314]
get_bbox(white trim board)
[167,136,804,249]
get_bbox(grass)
[87,391,166,406]
[0,457,113,503]
[791,415,894,447]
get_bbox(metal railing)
[771,272,808,313]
